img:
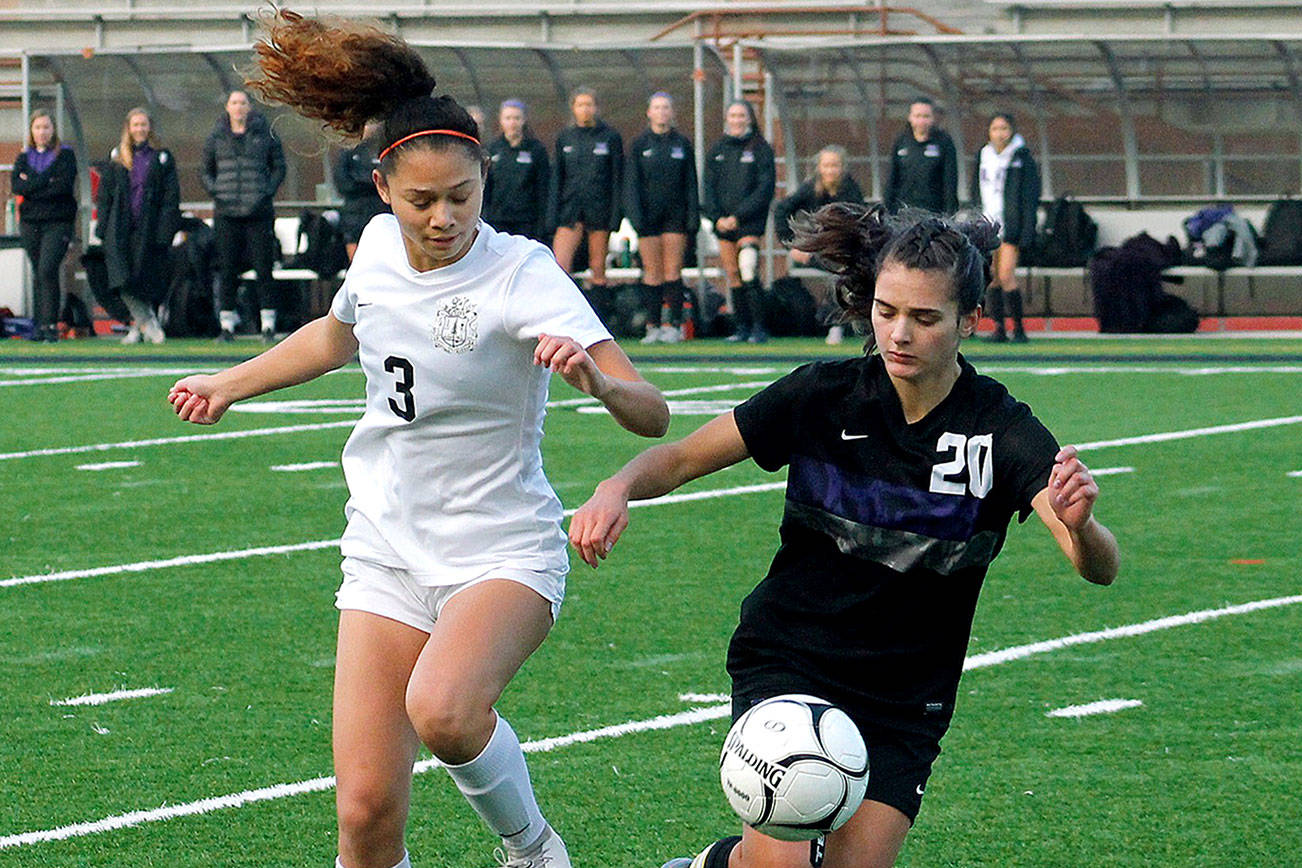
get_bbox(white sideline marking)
[1091,466,1134,476]
[0,421,357,462]
[0,367,356,388]
[50,687,174,708]
[1288,470,1302,478]
[580,399,740,416]
[1,539,341,589]
[5,592,1299,849]
[1046,699,1143,719]
[963,594,1302,671]
[0,371,171,388]
[1077,415,1302,451]
[547,380,773,409]
[1,483,787,589]
[981,365,1302,376]
[679,692,731,703]
[75,461,141,471]
[270,461,338,472]
[0,703,732,850]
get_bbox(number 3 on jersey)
[930,432,993,497]
[384,355,416,422]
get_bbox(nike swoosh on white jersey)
[840,430,869,440]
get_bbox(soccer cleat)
[261,328,276,345]
[747,326,769,344]
[825,325,844,345]
[1012,327,1029,343]
[726,328,750,343]
[120,326,142,345]
[985,328,1008,343]
[216,328,235,343]
[659,325,681,344]
[491,826,571,867]
[640,326,661,345]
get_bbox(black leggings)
[214,213,277,312]
[20,219,73,329]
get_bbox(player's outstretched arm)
[569,411,749,568]
[168,313,359,425]
[535,335,669,437]
[1032,445,1120,585]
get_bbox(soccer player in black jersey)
[570,204,1119,868]
[483,99,551,242]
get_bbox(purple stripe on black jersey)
[787,454,980,542]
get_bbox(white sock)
[219,309,238,332]
[260,308,277,333]
[123,295,152,326]
[335,851,410,868]
[444,714,547,853]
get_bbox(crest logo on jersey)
[432,295,478,354]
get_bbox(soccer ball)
[719,694,868,841]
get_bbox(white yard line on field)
[50,687,174,708]
[1074,415,1302,450]
[546,380,774,408]
[2,482,788,589]
[3,593,1299,850]
[75,460,141,471]
[1046,699,1144,719]
[0,420,359,462]
[270,461,339,472]
[0,367,356,388]
[1091,466,1134,476]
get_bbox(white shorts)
[335,556,566,632]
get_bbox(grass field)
[1,335,1300,867]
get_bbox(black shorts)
[731,679,945,824]
[637,214,691,237]
[713,224,766,244]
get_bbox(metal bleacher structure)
[3,0,1302,329]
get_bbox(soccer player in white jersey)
[570,205,1119,868]
[168,11,669,868]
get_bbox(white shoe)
[825,324,844,345]
[640,327,660,345]
[142,317,166,344]
[492,826,571,867]
[659,325,681,344]
[660,861,693,868]
[120,326,142,345]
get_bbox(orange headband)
[378,129,481,162]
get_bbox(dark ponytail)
[791,203,999,346]
[246,9,482,169]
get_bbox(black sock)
[665,279,685,327]
[731,284,751,330]
[1007,289,1025,330]
[641,282,663,328]
[985,285,1006,330]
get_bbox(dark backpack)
[291,209,349,278]
[1035,195,1097,267]
[1256,198,1302,265]
[760,276,820,337]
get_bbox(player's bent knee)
[405,686,493,760]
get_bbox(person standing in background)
[702,99,775,344]
[11,108,77,343]
[626,92,698,344]
[549,87,624,326]
[483,100,550,242]
[774,144,864,345]
[94,107,181,344]
[884,97,958,216]
[971,112,1041,343]
[334,126,389,262]
[202,89,286,343]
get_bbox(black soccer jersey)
[729,354,1058,726]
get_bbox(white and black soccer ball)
[719,694,869,842]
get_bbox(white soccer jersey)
[330,216,612,584]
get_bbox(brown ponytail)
[247,10,439,135]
